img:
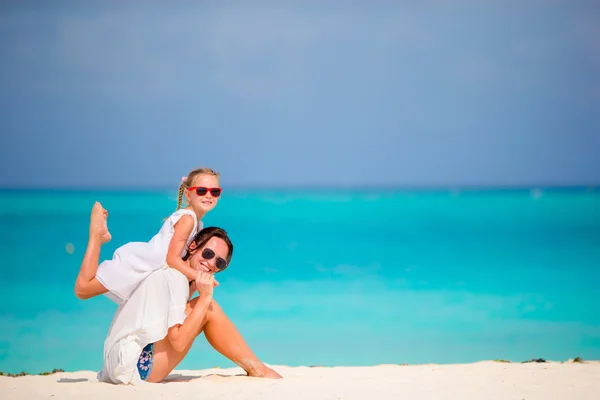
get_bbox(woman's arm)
[167,272,215,352]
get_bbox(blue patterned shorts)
[137,343,154,381]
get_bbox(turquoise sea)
[0,188,599,374]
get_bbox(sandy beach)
[1,361,598,400]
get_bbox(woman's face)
[189,236,230,274]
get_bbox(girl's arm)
[188,280,197,300]
[166,214,199,281]
[75,277,108,300]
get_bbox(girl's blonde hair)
[176,167,220,211]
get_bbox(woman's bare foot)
[237,359,283,379]
[257,366,283,379]
[90,202,111,244]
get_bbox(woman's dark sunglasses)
[201,248,228,271]
[187,186,222,197]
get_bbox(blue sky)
[1,1,599,188]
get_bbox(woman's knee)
[186,297,222,317]
[210,299,222,312]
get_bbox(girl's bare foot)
[74,202,111,300]
[90,202,111,244]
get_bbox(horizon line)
[0,183,597,193]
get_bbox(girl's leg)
[74,202,111,299]
[147,298,281,382]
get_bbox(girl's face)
[185,174,221,215]
[189,236,230,274]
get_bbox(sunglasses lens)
[201,248,215,260]
[196,187,208,196]
[210,188,222,197]
[216,258,227,270]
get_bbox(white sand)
[2,361,599,400]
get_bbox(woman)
[76,204,281,384]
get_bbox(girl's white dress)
[96,209,202,304]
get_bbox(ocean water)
[0,188,599,374]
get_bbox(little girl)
[74,167,225,304]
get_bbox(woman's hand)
[194,272,218,298]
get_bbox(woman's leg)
[74,202,111,299]
[202,300,281,378]
[147,298,281,382]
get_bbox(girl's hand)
[194,272,217,298]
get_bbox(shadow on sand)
[163,372,247,383]
[57,378,89,383]
[52,372,248,384]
